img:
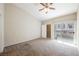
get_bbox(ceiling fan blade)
[39,8,44,11]
[40,3,46,6]
[50,3,53,5]
[49,7,55,10]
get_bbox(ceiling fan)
[39,3,55,14]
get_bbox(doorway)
[47,24,51,38]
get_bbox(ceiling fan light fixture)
[44,8,50,14]
[39,3,55,14]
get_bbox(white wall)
[4,4,41,47]
[77,8,79,47]
[0,4,4,52]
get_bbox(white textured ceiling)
[14,3,79,21]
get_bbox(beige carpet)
[0,38,79,56]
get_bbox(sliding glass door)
[54,22,75,44]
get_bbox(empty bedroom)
[0,3,79,56]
